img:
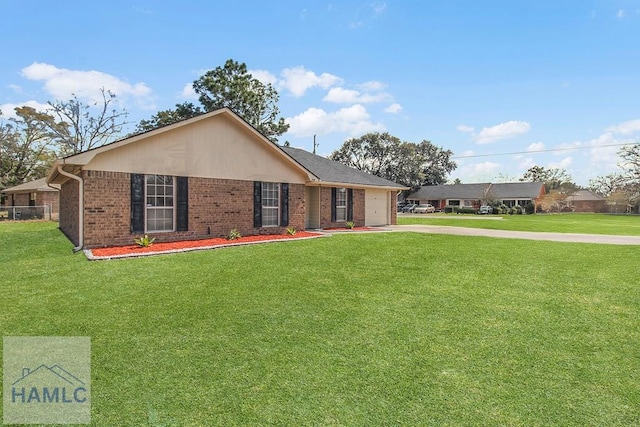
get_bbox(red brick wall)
[390,194,397,225]
[77,171,306,248]
[59,179,80,246]
[318,187,365,229]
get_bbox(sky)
[1,0,639,186]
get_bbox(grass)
[1,221,640,425]
[399,212,640,235]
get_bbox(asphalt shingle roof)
[2,178,60,193]
[281,147,404,188]
[407,182,545,200]
[407,183,491,200]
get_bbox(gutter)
[56,163,84,252]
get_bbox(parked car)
[478,205,493,214]
[402,203,417,213]
[413,203,436,214]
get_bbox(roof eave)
[308,180,407,191]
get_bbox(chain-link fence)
[0,205,52,221]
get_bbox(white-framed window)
[146,175,175,232]
[336,188,347,222]
[261,182,279,227]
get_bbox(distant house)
[1,178,60,220]
[46,108,404,249]
[406,182,546,211]
[565,190,606,212]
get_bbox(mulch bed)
[86,231,325,260]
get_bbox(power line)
[452,141,638,159]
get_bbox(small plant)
[134,234,155,247]
[226,228,242,240]
[286,227,297,236]
[345,221,355,229]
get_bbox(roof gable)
[48,108,313,185]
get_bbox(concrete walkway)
[389,224,640,245]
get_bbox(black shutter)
[347,188,354,221]
[280,183,289,227]
[331,187,337,222]
[176,176,188,231]
[130,173,145,233]
[253,181,262,228]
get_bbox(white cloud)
[249,69,279,86]
[323,87,392,104]
[454,161,501,183]
[0,101,52,119]
[516,156,536,170]
[457,124,474,133]
[617,9,625,18]
[357,80,385,91]
[474,120,531,144]
[384,103,402,114]
[7,84,22,93]
[527,142,545,152]
[286,104,385,137]
[605,119,640,135]
[371,2,387,15]
[549,156,573,169]
[279,66,342,97]
[20,62,154,108]
[180,83,198,100]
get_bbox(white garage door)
[365,189,389,226]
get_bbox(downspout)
[56,163,84,252]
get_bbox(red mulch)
[88,231,323,259]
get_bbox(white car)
[413,203,436,214]
[478,205,493,214]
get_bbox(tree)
[134,102,203,133]
[192,59,289,142]
[619,143,640,184]
[47,88,128,155]
[588,173,627,197]
[520,165,577,192]
[329,132,456,190]
[415,140,457,186]
[0,107,59,188]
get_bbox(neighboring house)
[407,182,546,211]
[565,190,606,212]
[46,108,404,249]
[1,178,60,220]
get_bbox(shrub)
[456,207,477,214]
[134,234,155,247]
[345,221,355,229]
[524,202,535,214]
[286,227,297,236]
[226,228,242,240]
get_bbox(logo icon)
[3,336,91,424]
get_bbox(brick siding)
[75,171,305,248]
[318,187,366,229]
[59,179,80,246]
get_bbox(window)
[261,182,279,227]
[146,175,175,232]
[335,188,347,222]
[29,192,36,207]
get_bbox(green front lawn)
[1,222,639,425]
[399,212,640,235]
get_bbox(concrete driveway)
[389,224,640,245]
